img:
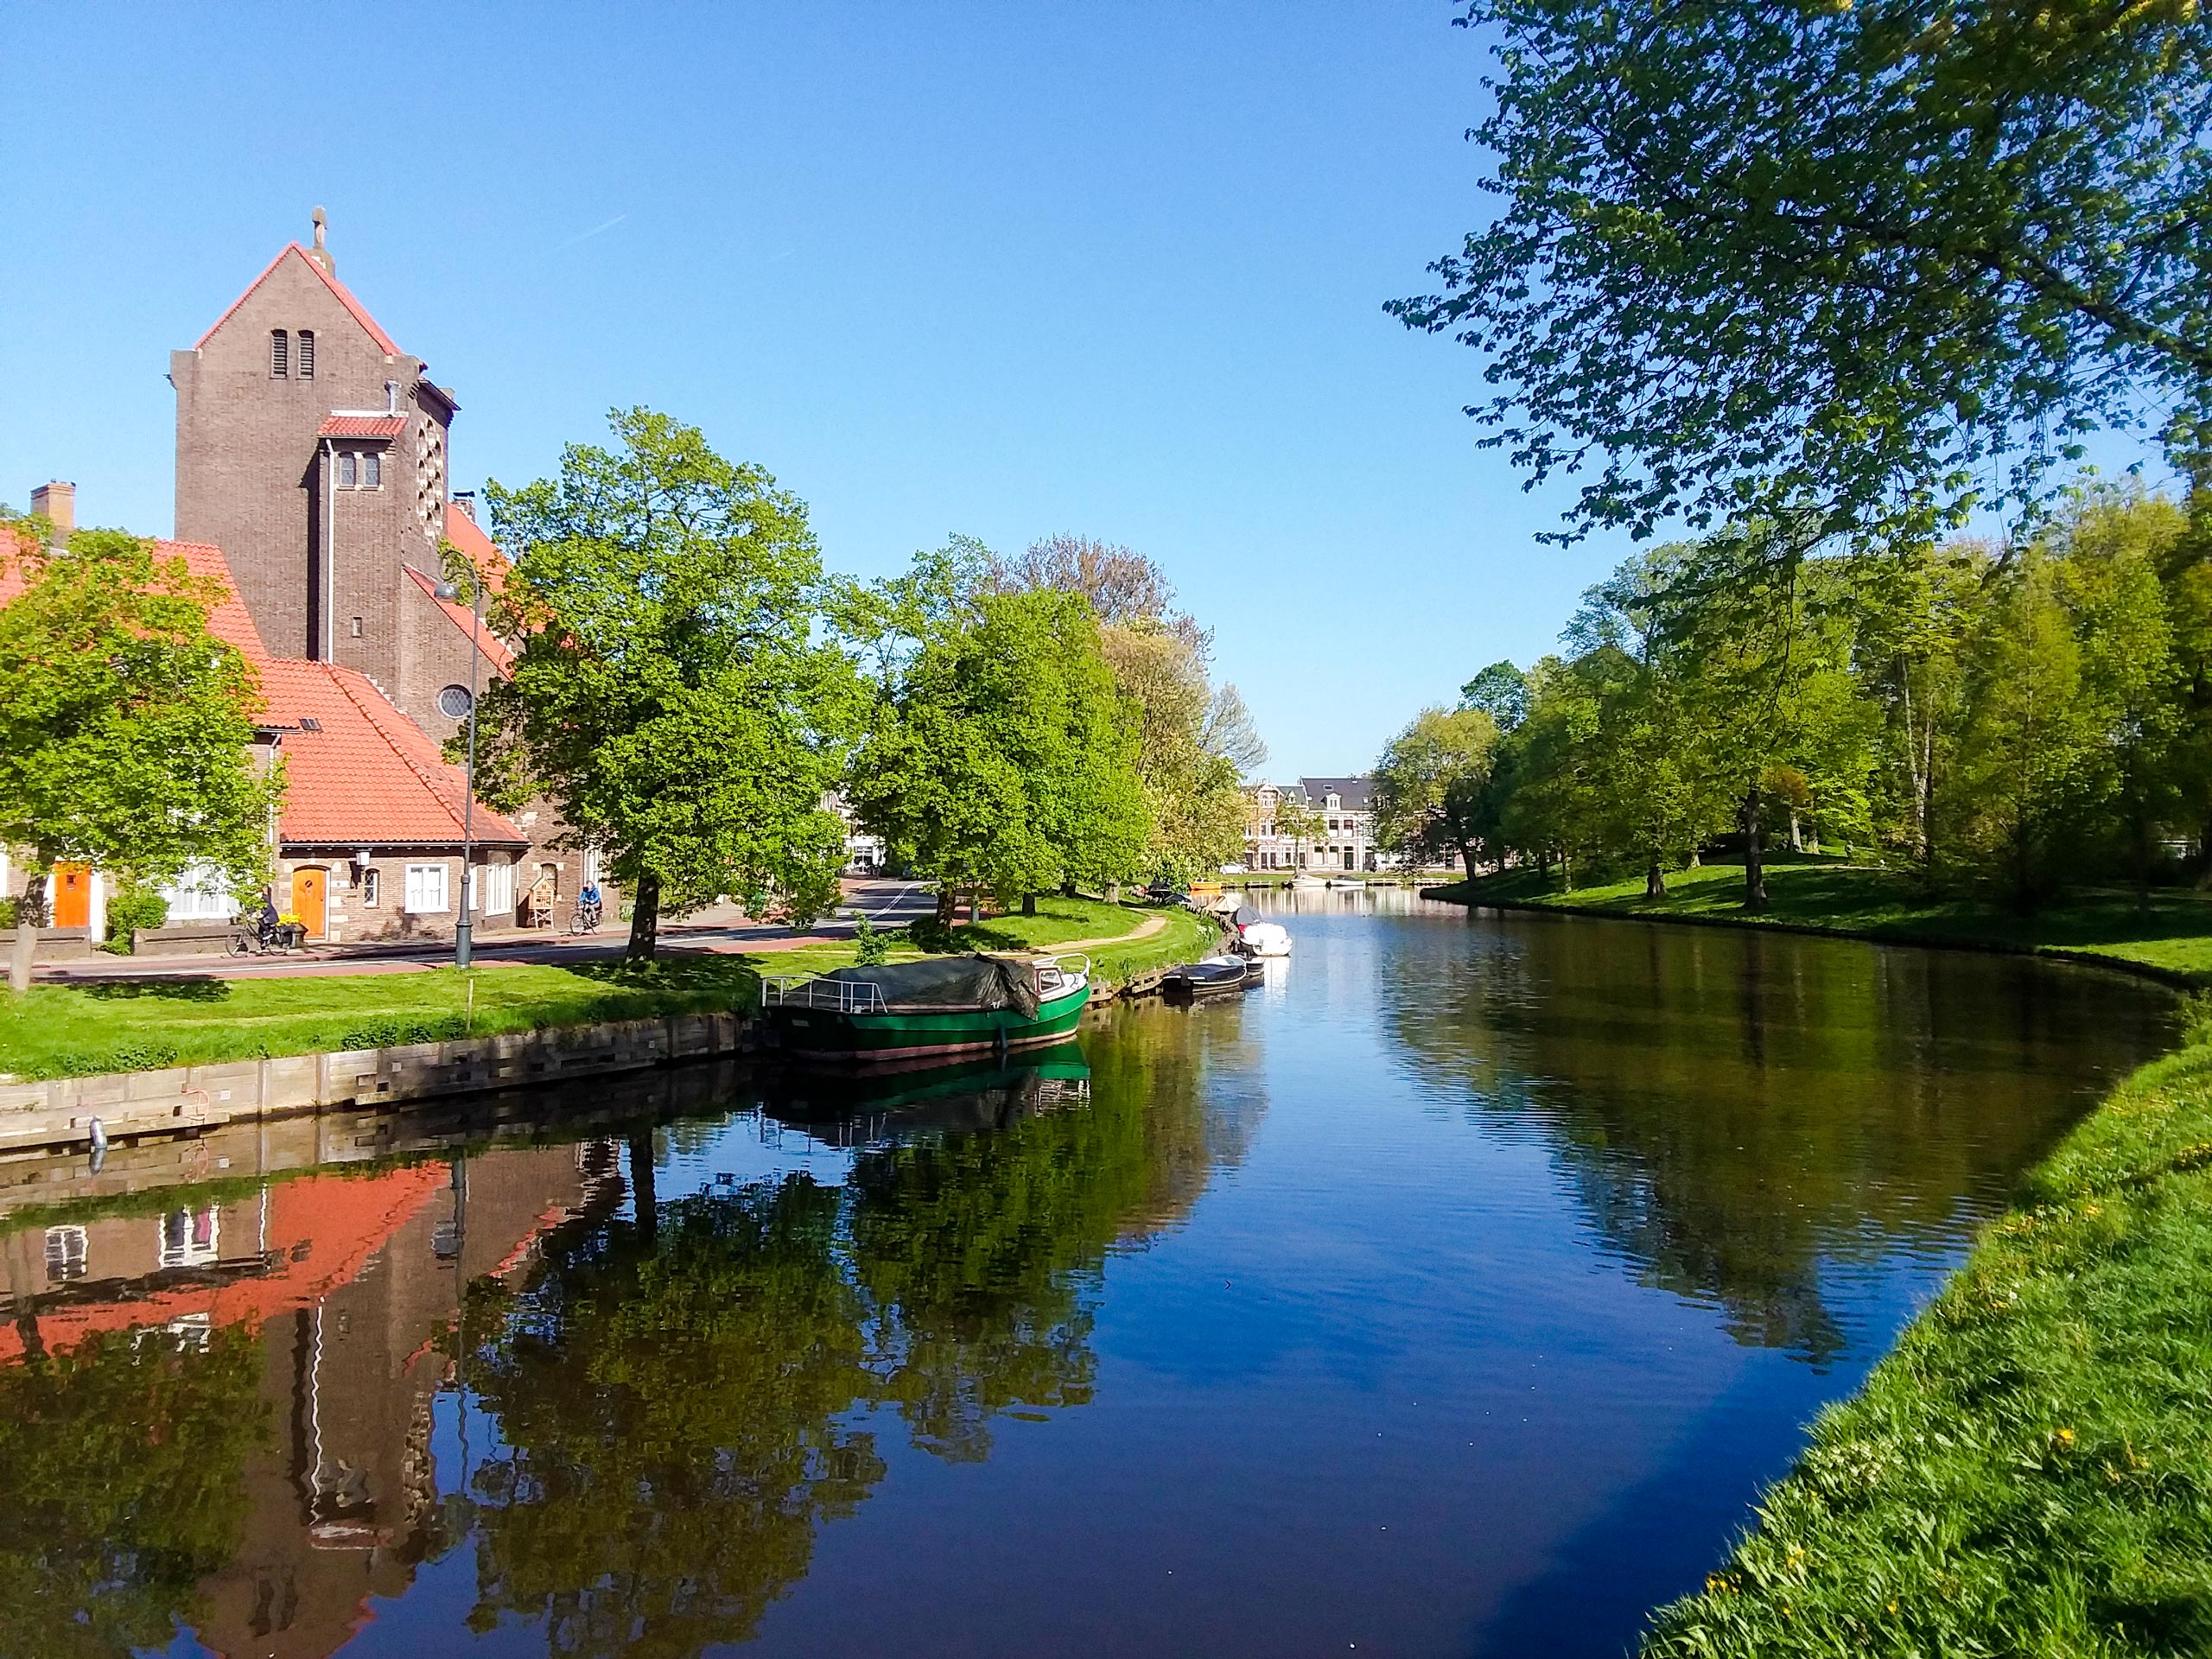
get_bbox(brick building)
[171,209,483,738]
[3,214,604,948]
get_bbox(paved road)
[37,878,937,983]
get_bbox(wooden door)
[51,864,92,929]
[290,868,327,938]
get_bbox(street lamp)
[432,574,483,969]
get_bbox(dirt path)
[1021,912,1170,956]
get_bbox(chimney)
[450,490,478,523]
[29,480,74,545]
[307,206,335,276]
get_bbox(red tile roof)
[442,499,507,586]
[3,532,524,849]
[405,564,515,675]
[0,535,269,664]
[194,243,403,356]
[258,658,529,848]
[317,413,407,440]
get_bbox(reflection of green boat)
[760,954,1090,1063]
[762,1042,1091,1137]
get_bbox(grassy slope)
[1432,861,2212,984]
[0,899,1200,1081]
[1642,1031,2212,1656]
[0,957,760,1082]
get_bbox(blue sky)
[0,3,2166,778]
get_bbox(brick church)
[3,213,599,950]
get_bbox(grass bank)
[0,898,1200,1081]
[1429,861,2212,986]
[1641,1021,2212,1656]
[0,957,760,1083]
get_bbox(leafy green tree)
[476,410,855,960]
[990,536,1255,880]
[1459,659,1530,732]
[1392,1,2212,549]
[1562,550,1732,895]
[0,523,280,993]
[1272,794,1326,871]
[848,582,1148,922]
[1946,549,2107,905]
[1498,656,1605,886]
[1372,707,1500,878]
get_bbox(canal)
[0,893,2176,1657]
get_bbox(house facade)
[1241,777,1380,872]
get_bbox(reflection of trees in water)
[1385,918,2163,1366]
[457,1174,882,1657]
[0,1325,267,1658]
[453,1039,1227,1653]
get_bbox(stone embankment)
[0,1011,748,1159]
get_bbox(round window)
[437,684,474,719]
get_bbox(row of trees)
[1373,481,2212,910]
[474,410,1262,953]
[1,409,1259,981]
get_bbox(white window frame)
[360,868,380,907]
[404,863,449,914]
[479,860,516,918]
[159,860,234,923]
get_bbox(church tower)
[172,210,480,734]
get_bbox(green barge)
[760,953,1091,1063]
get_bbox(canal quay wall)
[0,1010,752,1160]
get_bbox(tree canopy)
[846,564,1149,916]
[1372,707,1501,878]
[476,410,855,959]
[0,523,280,991]
[1392,1,2212,548]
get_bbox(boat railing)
[760,976,889,1014]
[1033,954,1091,995]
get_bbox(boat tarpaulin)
[817,954,1042,1017]
[1232,906,1261,927]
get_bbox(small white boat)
[1240,920,1292,957]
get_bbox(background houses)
[1242,776,1379,873]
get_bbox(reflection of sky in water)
[10,898,2177,1659]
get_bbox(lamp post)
[433,575,484,969]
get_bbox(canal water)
[0,893,2176,1658]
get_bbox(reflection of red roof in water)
[0,1165,449,1365]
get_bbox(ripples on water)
[0,893,2175,1657]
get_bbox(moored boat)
[761,953,1090,1063]
[1160,952,1263,999]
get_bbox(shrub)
[851,912,890,966]
[0,897,16,930]
[102,886,170,953]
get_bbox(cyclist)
[577,880,603,931]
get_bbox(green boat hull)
[766,982,1090,1062]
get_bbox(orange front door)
[290,868,327,938]
[51,864,91,929]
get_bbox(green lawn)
[1642,1023,2212,1656]
[0,898,1204,1081]
[1432,861,2212,984]
[0,957,760,1083]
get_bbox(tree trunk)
[1742,785,1768,912]
[1460,843,1478,880]
[1647,857,1666,899]
[625,871,662,962]
[1022,893,1037,917]
[1788,809,1802,853]
[1688,846,1702,868]
[1104,880,1121,904]
[936,885,958,926]
[9,873,47,996]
